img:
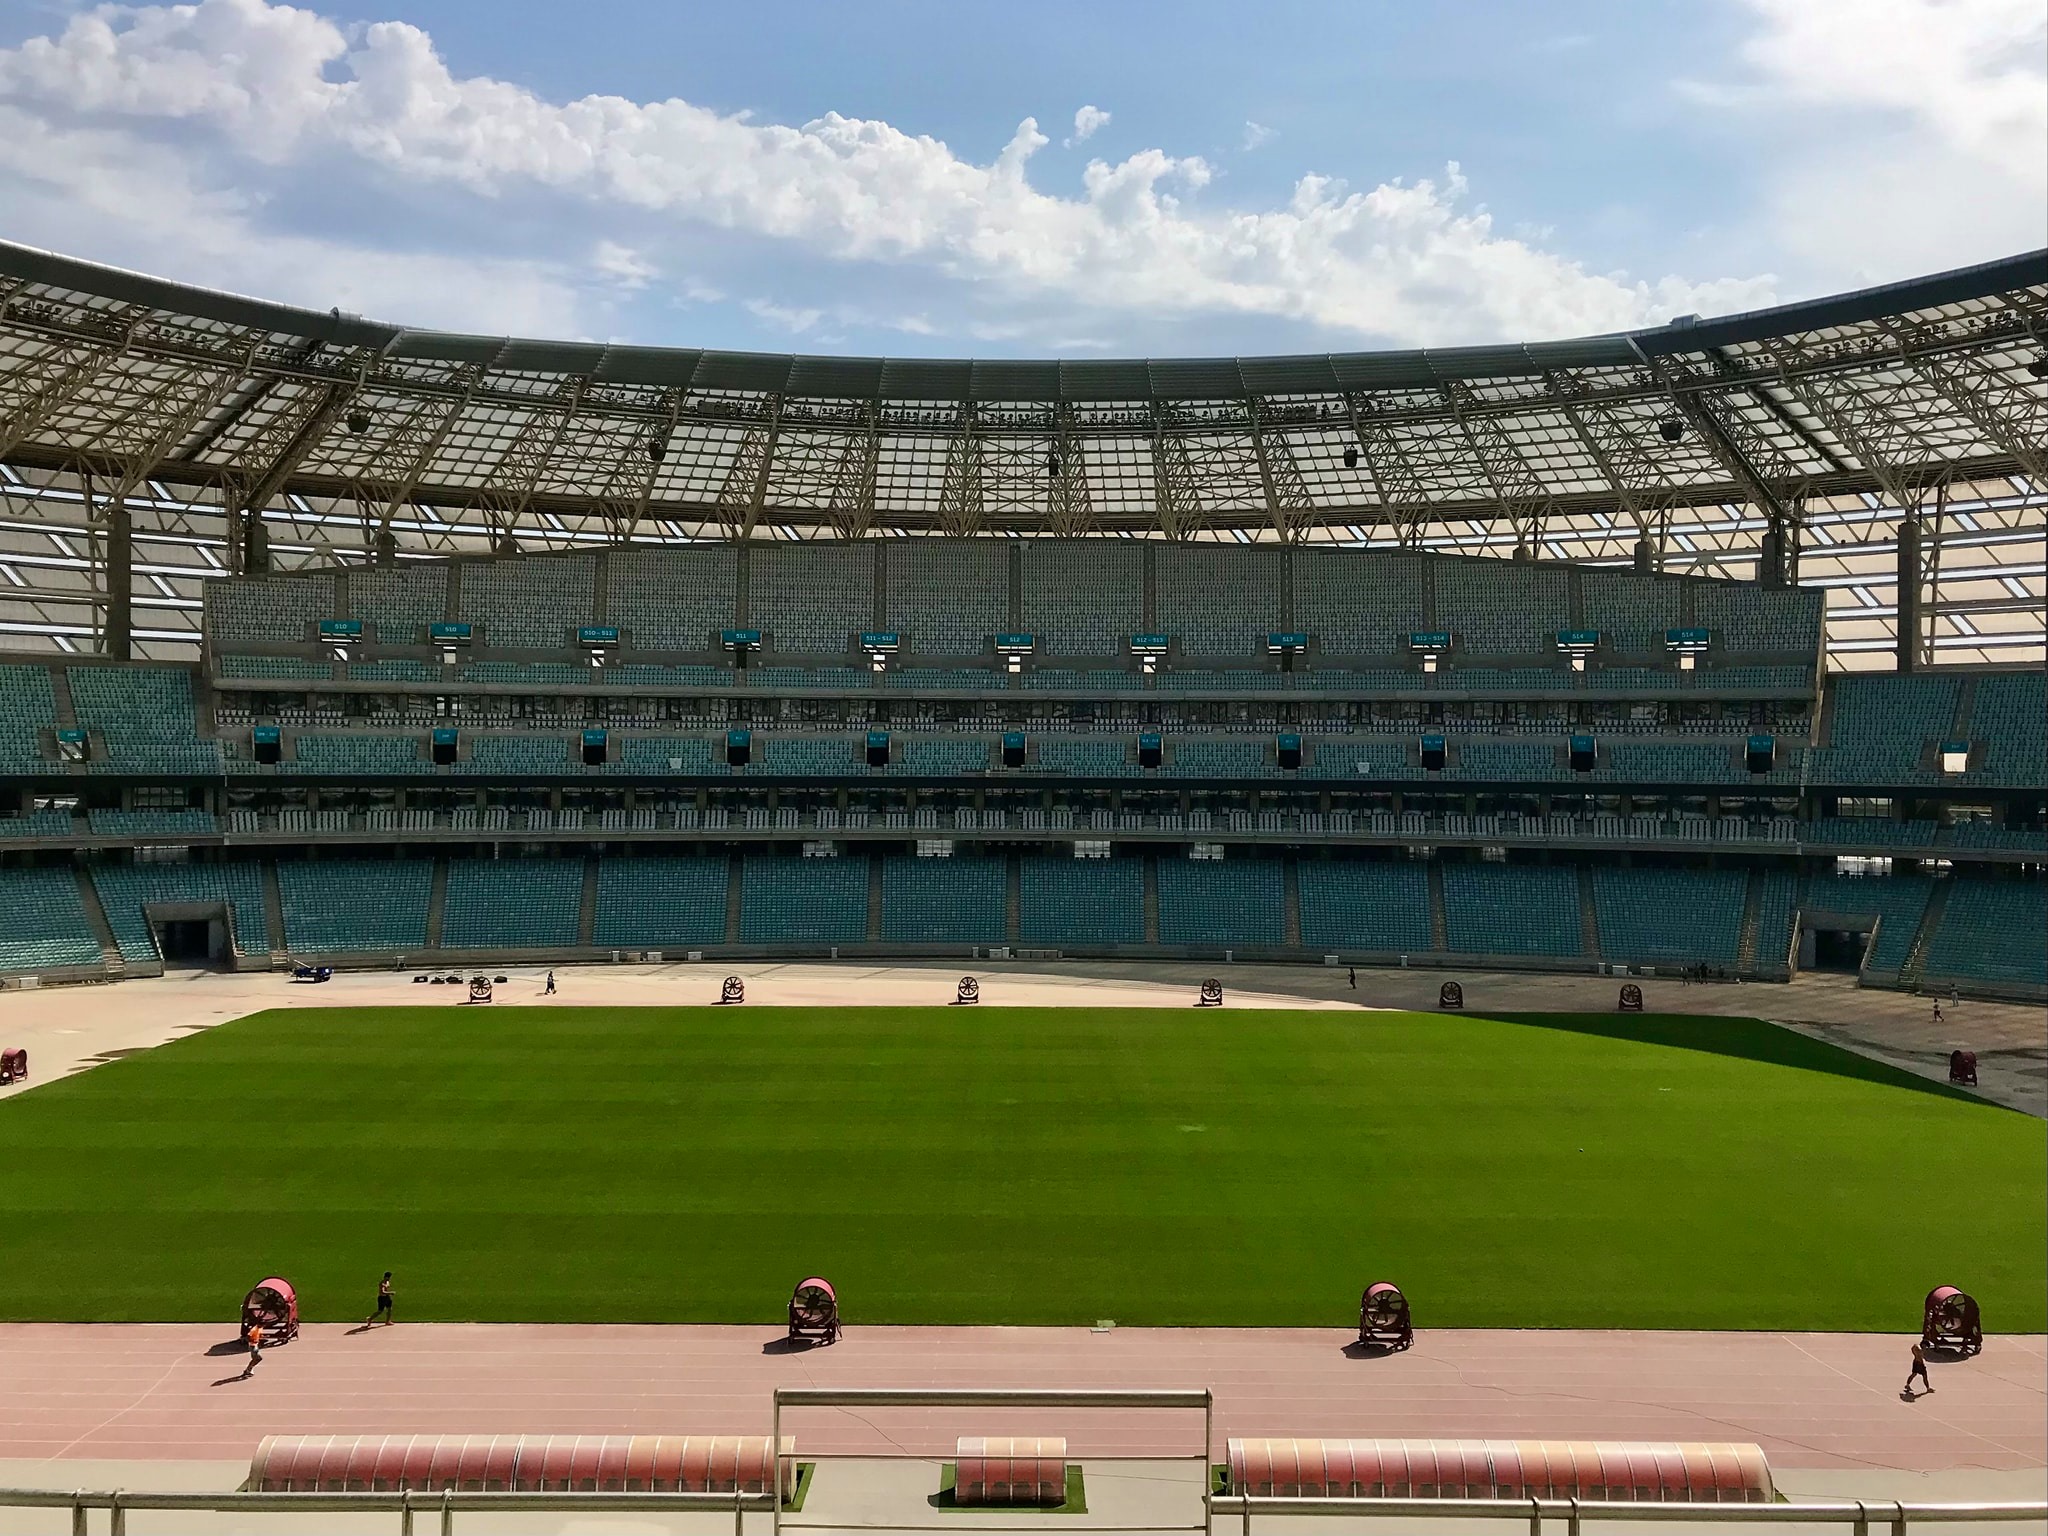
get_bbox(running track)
[0,1325,2039,1471]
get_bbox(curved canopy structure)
[0,240,2042,665]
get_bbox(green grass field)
[0,1005,2040,1330]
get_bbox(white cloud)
[0,0,1777,348]
[1064,103,1110,147]
[1688,0,2046,282]
[1242,120,1276,151]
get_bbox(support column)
[105,498,133,661]
[1896,515,1921,675]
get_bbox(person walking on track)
[1347,966,1356,990]
[1904,1341,1933,1397]
[365,1271,394,1326]
[544,970,557,996]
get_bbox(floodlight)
[1659,417,1685,442]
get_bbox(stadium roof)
[0,240,2042,666]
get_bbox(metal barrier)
[1211,1497,2048,1536]
[0,1485,771,1536]
[0,1483,2038,1536]
[769,1386,1215,1534]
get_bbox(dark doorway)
[1812,928,1869,974]
[155,918,219,964]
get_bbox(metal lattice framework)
[0,240,2042,667]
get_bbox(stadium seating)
[750,542,873,653]
[460,661,592,686]
[206,572,335,646]
[458,555,596,648]
[293,734,422,774]
[1581,570,1682,654]
[1923,879,2047,989]
[593,856,728,948]
[90,860,270,962]
[1168,739,1271,778]
[87,808,217,838]
[611,735,718,775]
[1817,673,1960,784]
[218,654,335,681]
[1034,739,1134,776]
[349,564,449,643]
[897,737,992,774]
[442,857,584,948]
[461,735,575,774]
[884,541,1008,656]
[1696,580,1823,654]
[1018,855,1144,946]
[1156,856,1285,947]
[739,854,867,943]
[278,859,434,953]
[758,737,858,775]
[1597,742,1741,784]
[1799,873,1934,976]
[348,658,439,683]
[1156,545,1279,656]
[1436,560,1566,655]
[1297,859,1432,952]
[69,666,219,774]
[1293,549,1420,655]
[0,661,55,769]
[1303,740,1416,780]
[1020,541,1142,657]
[607,545,736,651]
[1753,870,1800,971]
[0,865,102,971]
[1968,672,2045,786]
[1441,862,1581,957]
[879,855,1006,943]
[1593,867,1745,966]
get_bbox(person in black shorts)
[242,1322,264,1377]
[1903,1341,1932,1397]
[544,970,557,996]
[365,1271,394,1327]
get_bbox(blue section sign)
[1420,732,1446,753]
[721,629,763,647]
[1267,632,1308,649]
[1408,631,1452,650]
[726,728,751,747]
[429,622,473,641]
[859,631,901,649]
[582,729,607,747]
[1002,731,1025,749]
[1556,629,1602,648]
[1129,633,1171,652]
[252,725,281,745]
[1570,734,1596,754]
[1749,734,1776,754]
[57,727,86,744]
[995,632,1036,650]
[1665,627,1712,647]
[577,626,619,645]
[1138,732,1162,750]
[1276,732,1301,751]
[431,728,458,746]
[866,730,890,749]
[317,619,363,638]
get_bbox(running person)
[1904,1341,1932,1396]
[365,1271,394,1326]
[544,970,557,996]
[242,1322,264,1376]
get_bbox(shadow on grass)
[1474,1011,1992,1108]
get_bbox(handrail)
[1210,1495,2048,1536]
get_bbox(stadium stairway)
[1577,867,1601,959]
[723,853,743,944]
[578,856,599,947]
[425,858,448,948]
[1426,863,1448,952]
[865,854,883,943]
[1898,881,1951,991]
[75,866,124,976]
[1004,854,1022,943]
[1282,858,1303,948]
[1142,856,1161,944]
[262,863,286,955]
[1736,871,1765,971]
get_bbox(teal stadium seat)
[739,855,866,944]
[294,734,423,774]
[206,572,335,645]
[0,866,102,971]
[1593,867,1745,966]
[879,855,1006,943]
[593,856,728,947]
[1156,857,1284,947]
[0,662,56,771]
[69,667,220,775]
[90,861,270,962]
[217,654,335,681]
[1018,856,1143,946]
[442,857,584,948]
[1020,541,1143,658]
[1923,879,2047,988]
[1298,859,1432,952]
[458,556,594,648]
[1441,862,1581,957]
[278,859,433,952]
[349,564,449,645]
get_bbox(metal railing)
[1212,1497,2048,1536]
[0,1485,771,1536]
[0,1484,2039,1536]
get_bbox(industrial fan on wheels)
[1921,1286,1983,1356]
[787,1276,841,1346]
[1357,1281,1413,1350]
[240,1277,300,1344]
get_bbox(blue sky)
[0,0,2041,356]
